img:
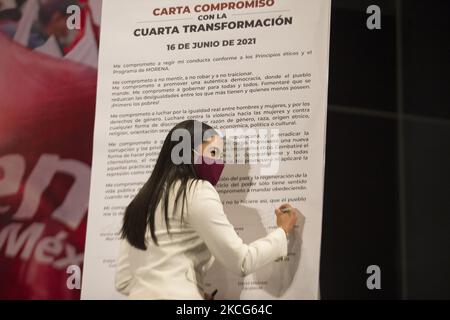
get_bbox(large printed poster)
[82,0,331,299]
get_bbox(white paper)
[81,0,331,300]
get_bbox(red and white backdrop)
[0,0,101,299]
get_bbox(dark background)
[320,0,450,299]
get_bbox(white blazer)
[115,179,288,299]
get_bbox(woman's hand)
[275,203,299,235]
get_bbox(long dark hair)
[120,120,219,250]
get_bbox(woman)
[115,120,298,299]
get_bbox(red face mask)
[193,151,225,186]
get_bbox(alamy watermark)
[366,5,381,30]
[66,4,81,30]
[170,123,281,175]
[66,264,81,290]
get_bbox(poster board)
[81,0,331,299]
